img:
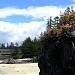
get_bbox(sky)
[0,0,75,44]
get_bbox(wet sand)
[0,63,40,75]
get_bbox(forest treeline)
[0,37,43,59]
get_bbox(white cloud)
[0,6,66,19]
[0,6,68,44]
[0,21,45,43]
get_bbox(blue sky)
[0,0,74,8]
[0,0,75,44]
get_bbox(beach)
[0,63,40,75]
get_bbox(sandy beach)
[0,63,40,75]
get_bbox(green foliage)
[0,37,43,59]
[0,43,5,49]
[32,37,42,56]
[10,46,20,59]
[11,54,21,59]
[20,37,33,58]
[20,37,42,58]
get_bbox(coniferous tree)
[39,7,75,75]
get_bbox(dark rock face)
[38,36,75,75]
